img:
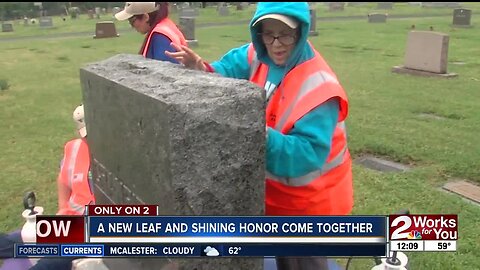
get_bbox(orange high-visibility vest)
[142,18,188,57]
[247,43,353,216]
[58,138,95,215]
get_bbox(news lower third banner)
[87,216,386,244]
[26,215,388,257]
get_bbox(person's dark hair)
[138,2,170,54]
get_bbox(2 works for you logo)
[389,215,457,241]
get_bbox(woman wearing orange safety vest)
[57,104,95,215]
[167,2,353,218]
[115,2,187,63]
[167,4,352,268]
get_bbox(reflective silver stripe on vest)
[68,197,87,214]
[266,124,348,187]
[249,51,260,79]
[274,71,339,131]
[67,139,82,189]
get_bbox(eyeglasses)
[128,15,140,26]
[259,33,297,46]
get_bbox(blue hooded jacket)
[211,2,340,178]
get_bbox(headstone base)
[451,24,473,28]
[187,40,198,47]
[93,34,120,39]
[391,66,458,78]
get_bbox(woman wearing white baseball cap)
[115,2,187,63]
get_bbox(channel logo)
[389,215,457,241]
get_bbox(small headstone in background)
[23,17,29,26]
[2,22,14,32]
[69,7,80,19]
[101,8,107,15]
[452,8,472,27]
[392,31,458,78]
[39,17,53,28]
[93,21,119,39]
[112,7,122,18]
[421,2,461,8]
[309,9,318,36]
[377,2,394,9]
[329,2,345,11]
[218,5,229,16]
[368,13,387,23]
[95,7,101,19]
[88,10,95,20]
[180,7,198,17]
[179,17,198,47]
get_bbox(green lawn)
[1,12,479,270]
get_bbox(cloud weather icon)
[203,246,220,257]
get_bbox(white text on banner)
[88,237,385,244]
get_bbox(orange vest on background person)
[247,43,353,216]
[58,138,95,215]
[142,17,188,57]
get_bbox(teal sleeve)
[266,98,340,178]
[210,43,251,80]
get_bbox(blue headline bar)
[88,216,385,237]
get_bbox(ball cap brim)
[252,14,299,29]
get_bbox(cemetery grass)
[0,17,479,269]
[3,2,480,38]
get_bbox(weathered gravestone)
[179,17,198,47]
[112,7,122,18]
[329,2,345,11]
[452,8,472,27]
[23,17,29,26]
[368,13,387,23]
[80,54,265,270]
[180,7,198,17]
[39,17,53,28]
[236,2,249,11]
[69,7,80,19]
[95,7,101,19]
[93,21,119,39]
[88,10,95,20]
[2,22,13,32]
[218,5,229,16]
[377,2,394,9]
[392,31,458,78]
[309,9,318,36]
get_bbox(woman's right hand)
[165,43,206,71]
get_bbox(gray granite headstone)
[23,17,29,26]
[179,17,198,47]
[392,31,457,78]
[2,22,13,32]
[452,8,472,27]
[80,54,265,270]
[95,7,101,19]
[88,10,95,20]
[309,9,318,36]
[39,17,53,28]
[93,21,119,39]
[180,7,198,17]
[368,13,387,23]
[218,5,229,16]
[377,2,394,9]
[329,2,345,11]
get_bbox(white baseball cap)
[73,104,87,138]
[115,2,158,21]
[252,14,299,29]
